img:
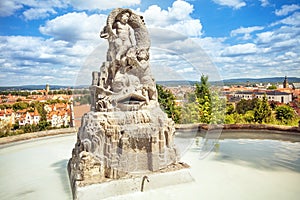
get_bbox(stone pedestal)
[68,105,185,199]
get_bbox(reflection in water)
[176,131,300,173]
[213,139,300,172]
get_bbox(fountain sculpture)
[68,8,191,199]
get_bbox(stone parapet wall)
[175,123,300,133]
[0,127,77,145]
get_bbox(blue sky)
[0,0,299,86]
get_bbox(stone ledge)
[175,123,300,133]
[72,166,194,200]
[0,127,77,145]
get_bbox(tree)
[236,99,252,114]
[198,96,211,123]
[180,102,200,124]
[195,74,210,101]
[267,85,277,90]
[67,90,73,95]
[226,103,235,115]
[210,90,226,124]
[12,102,29,111]
[275,105,295,124]
[254,94,271,123]
[156,84,181,123]
[195,75,212,123]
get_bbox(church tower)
[283,76,289,88]
[45,84,50,95]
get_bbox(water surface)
[1,131,300,200]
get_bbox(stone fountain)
[68,8,192,200]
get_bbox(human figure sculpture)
[113,11,133,62]
[95,8,156,111]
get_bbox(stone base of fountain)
[67,107,190,199]
[68,162,193,200]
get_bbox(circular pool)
[1,131,300,200]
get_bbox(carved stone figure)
[68,8,181,199]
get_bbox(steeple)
[283,76,289,88]
[45,84,50,95]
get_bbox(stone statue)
[68,8,185,199]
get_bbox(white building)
[233,90,292,104]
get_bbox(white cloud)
[0,0,67,20]
[259,0,270,7]
[141,0,202,37]
[23,8,57,20]
[221,43,257,56]
[212,0,246,9]
[256,31,273,43]
[231,26,264,40]
[39,12,107,42]
[0,0,22,17]
[275,4,300,16]
[0,35,98,86]
[231,26,264,36]
[279,12,300,26]
[69,0,140,11]
[0,0,140,20]
[176,67,194,73]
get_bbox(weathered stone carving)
[68,8,179,194]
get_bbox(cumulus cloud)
[0,35,97,86]
[231,26,264,36]
[231,26,264,40]
[221,43,258,56]
[0,0,67,20]
[141,0,203,37]
[275,4,300,16]
[23,8,57,20]
[279,12,300,26]
[212,0,246,9]
[0,0,22,17]
[69,0,140,11]
[39,12,107,42]
[0,0,140,20]
[259,0,270,7]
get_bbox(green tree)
[267,84,277,90]
[12,102,29,111]
[226,103,235,115]
[210,90,226,124]
[33,101,47,121]
[254,95,271,124]
[236,99,252,114]
[156,84,181,123]
[275,105,295,124]
[180,102,200,123]
[195,74,210,101]
[244,110,255,123]
[195,75,212,123]
[67,90,73,95]
[198,95,211,123]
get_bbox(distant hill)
[1,77,299,90]
[221,77,300,86]
[158,77,300,86]
[156,80,198,86]
[0,85,81,91]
